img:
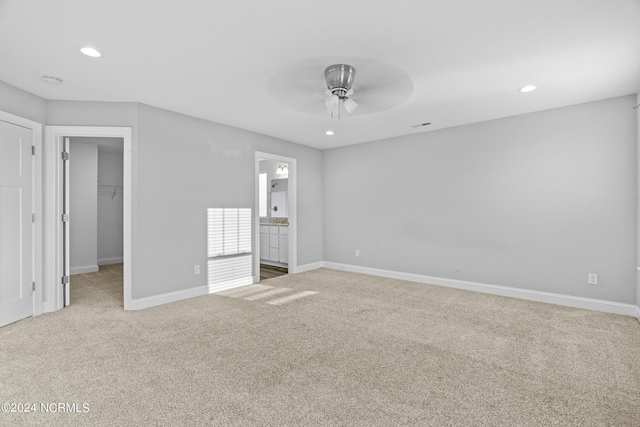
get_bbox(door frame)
[0,110,43,317]
[44,126,132,311]
[254,152,297,280]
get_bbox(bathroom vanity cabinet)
[260,224,288,264]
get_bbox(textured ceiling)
[1,0,639,149]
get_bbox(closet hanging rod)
[98,184,124,200]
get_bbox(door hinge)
[32,213,35,223]
[61,213,69,222]
[32,146,35,155]
[61,151,69,161]
[32,282,36,292]
[61,276,69,285]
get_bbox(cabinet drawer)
[260,225,269,234]
[279,226,288,235]
[270,226,279,234]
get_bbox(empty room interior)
[0,1,639,425]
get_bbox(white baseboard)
[70,265,99,275]
[98,257,123,266]
[125,276,252,311]
[324,262,640,318]
[126,285,209,311]
[122,261,640,320]
[294,261,325,274]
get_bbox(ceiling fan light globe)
[325,95,339,109]
[343,98,358,113]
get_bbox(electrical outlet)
[194,265,200,275]
[355,249,360,257]
[588,273,598,285]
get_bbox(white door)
[0,120,33,327]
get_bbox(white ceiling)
[1,0,639,150]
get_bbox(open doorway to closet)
[68,138,123,273]
[45,126,132,313]
[67,137,124,306]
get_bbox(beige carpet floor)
[1,264,639,426]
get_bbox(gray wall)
[42,100,325,300]
[0,81,47,123]
[69,140,98,273]
[98,151,124,264]
[2,89,324,303]
[3,79,636,308]
[324,95,637,305]
[46,100,139,128]
[133,104,322,299]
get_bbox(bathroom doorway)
[254,152,297,282]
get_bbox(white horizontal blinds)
[207,208,253,291]
[207,208,252,257]
[223,210,238,256]
[237,208,252,254]
[207,208,224,257]
[207,257,252,286]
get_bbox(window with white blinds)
[207,208,253,291]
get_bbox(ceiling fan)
[324,64,358,119]
[267,56,413,118]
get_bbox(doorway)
[68,137,124,272]
[259,159,289,280]
[66,137,124,306]
[45,126,132,312]
[254,152,297,282]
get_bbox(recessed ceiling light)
[325,130,335,136]
[42,75,63,85]
[518,85,536,93]
[80,47,103,58]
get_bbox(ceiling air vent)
[42,76,63,86]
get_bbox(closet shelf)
[98,184,123,199]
